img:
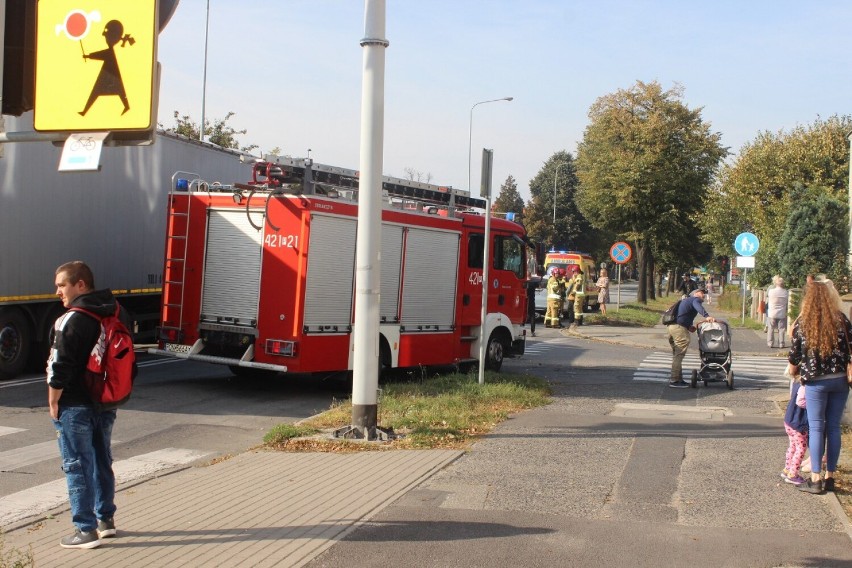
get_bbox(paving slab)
[3,449,461,567]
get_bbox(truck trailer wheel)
[484,333,505,372]
[0,308,32,380]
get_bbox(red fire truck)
[149,157,529,376]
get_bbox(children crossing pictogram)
[79,19,135,116]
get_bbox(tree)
[575,81,727,302]
[403,167,433,184]
[699,115,852,286]
[493,175,524,223]
[523,151,601,253]
[161,110,258,153]
[777,187,848,289]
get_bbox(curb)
[827,493,852,542]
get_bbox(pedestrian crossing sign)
[34,0,158,132]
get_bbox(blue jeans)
[804,376,849,474]
[53,406,117,532]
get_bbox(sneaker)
[784,474,806,485]
[97,518,116,538]
[60,529,101,549]
[668,380,690,388]
[823,478,835,492]
[780,468,790,480]
[797,479,824,494]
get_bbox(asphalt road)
[1,354,348,499]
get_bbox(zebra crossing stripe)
[0,441,62,471]
[635,352,789,385]
[0,447,210,528]
[0,427,25,437]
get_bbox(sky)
[156,0,851,201]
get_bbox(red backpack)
[70,304,137,410]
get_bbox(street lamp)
[200,0,211,142]
[552,161,569,225]
[468,97,513,191]
[847,131,852,271]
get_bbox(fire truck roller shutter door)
[400,228,460,327]
[304,215,357,329]
[201,209,264,327]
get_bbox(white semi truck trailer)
[0,113,250,378]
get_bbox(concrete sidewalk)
[2,450,461,567]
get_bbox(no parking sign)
[610,242,632,264]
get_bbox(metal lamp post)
[200,0,210,142]
[847,131,852,271]
[552,161,569,226]
[467,97,513,191]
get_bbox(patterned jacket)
[788,313,852,382]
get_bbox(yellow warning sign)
[34,0,158,132]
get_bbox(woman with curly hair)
[787,281,851,494]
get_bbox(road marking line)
[0,427,25,437]
[0,378,45,389]
[0,447,210,528]
[0,441,60,471]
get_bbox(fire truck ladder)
[245,156,487,212]
[160,171,199,342]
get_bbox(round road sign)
[734,232,760,257]
[610,242,632,264]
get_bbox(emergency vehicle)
[149,157,529,376]
[534,250,600,315]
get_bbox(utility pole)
[345,0,389,440]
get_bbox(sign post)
[734,232,759,324]
[609,242,632,311]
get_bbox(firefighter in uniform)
[556,269,568,322]
[544,269,564,328]
[568,268,586,328]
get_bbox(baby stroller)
[690,320,733,389]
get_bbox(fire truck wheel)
[378,339,391,379]
[484,333,505,372]
[0,308,32,380]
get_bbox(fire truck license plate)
[164,343,192,354]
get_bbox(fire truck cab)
[150,157,530,376]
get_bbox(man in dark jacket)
[47,261,122,549]
[525,276,540,337]
[665,287,714,388]
[678,274,697,298]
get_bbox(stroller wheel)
[690,369,697,388]
[726,370,734,390]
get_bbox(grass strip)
[264,371,551,451]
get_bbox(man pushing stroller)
[666,287,715,388]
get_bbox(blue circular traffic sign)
[610,242,632,264]
[734,232,760,257]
